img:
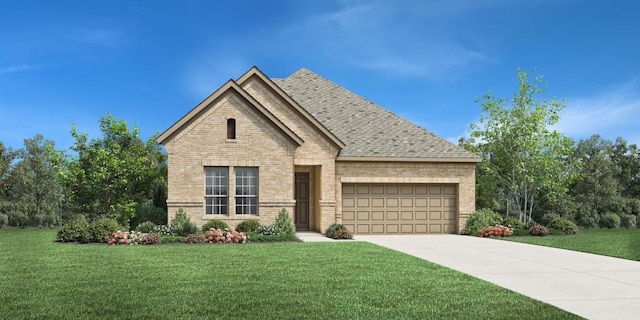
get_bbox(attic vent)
[227,118,236,140]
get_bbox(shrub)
[57,219,90,243]
[152,224,175,236]
[136,221,157,233]
[202,229,248,244]
[107,231,141,245]
[201,219,229,233]
[130,201,167,229]
[478,225,513,237]
[599,212,621,229]
[255,224,283,236]
[171,209,198,236]
[528,224,549,236]
[539,213,561,226]
[325,223,345,238]
[8,211,29,228]
[547,218,578,235]
[548,228,565,236]
[502,217,524,229]
[511,228,528,236]
[236,219,261,233]
[0,213,8,228]
[42,214,57,228]
[246,232,299,242]
[88,218,121,243]
[274,208,296,236]
[620,214,637,229]
[184,233,205,244]
[524,219,538,229]
[138,233,162,245]
[332,228,353,240]
[464,208,503,236]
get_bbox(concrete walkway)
[352,235,640,320]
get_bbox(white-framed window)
[235,167,258,215]
[205,167,228,214]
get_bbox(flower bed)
[477,225,513,238]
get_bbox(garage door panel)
[386,224,399,233]
[343,210,355,221]
[342,184,457,235]
[371,224,384,233]
[372,211,384,220]
[401,224,414,233]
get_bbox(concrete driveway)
[355,235,640,320]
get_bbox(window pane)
[205,167,228,214]
[235,167,258,215]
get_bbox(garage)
[341,184,457,234]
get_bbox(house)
[157,67,480,234]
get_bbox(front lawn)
[0,228,579,319]
[505,228,640,261]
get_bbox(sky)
[1,0,639,152]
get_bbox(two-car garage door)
[342,184,457,234]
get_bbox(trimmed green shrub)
[246,232,298,242]
[274,208,295,236]
[201,219,229,232]
[236,219,261,233]
[528,224,549,236]
[511,228,528,236]
[171,209,198,236]
[138,233,162,245]
[332,228,353,239]
[547,218,578,235]
[0,213,8,228]
[88,218,121,243]
[620,214,637,229]
[599,212,621,229]
[325,223,346,238]
[548,228,565,236]
[136,221,157,233]
[57,219,90,243]
[502,217,524,229]
[464,208,503,236]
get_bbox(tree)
[5,135,62,227]
[0,141,14,196]
[56,113,167,226]
[464,69,574,223]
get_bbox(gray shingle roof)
[272,68,479,160]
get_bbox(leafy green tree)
[56,113,167,226]
[0,141,14,196]
[6,135,62,226]
[464,69,574,223]
[611,137,640,198]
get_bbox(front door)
[295,172,310,231]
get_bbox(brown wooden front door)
[295,172,310,231]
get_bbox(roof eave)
[237,66,346,149]
[336,156,482,163]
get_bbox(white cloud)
[0,65,33,75]
[281,0,492,79]
[555,82,640,144]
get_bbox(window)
[205,167,228,214]
[227,118,236,140]
[235,168,258,214]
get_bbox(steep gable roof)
[272,68,480,162]
[157,79,303,146]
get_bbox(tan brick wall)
[335,161,476,234]
[163,92,297,229]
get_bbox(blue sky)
[1,0,639,151]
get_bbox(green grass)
[505,228,640,261]
[0,228,579,320]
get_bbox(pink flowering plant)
[107,230,142,245]
[477,225,513,238]
[202,228,248,244]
